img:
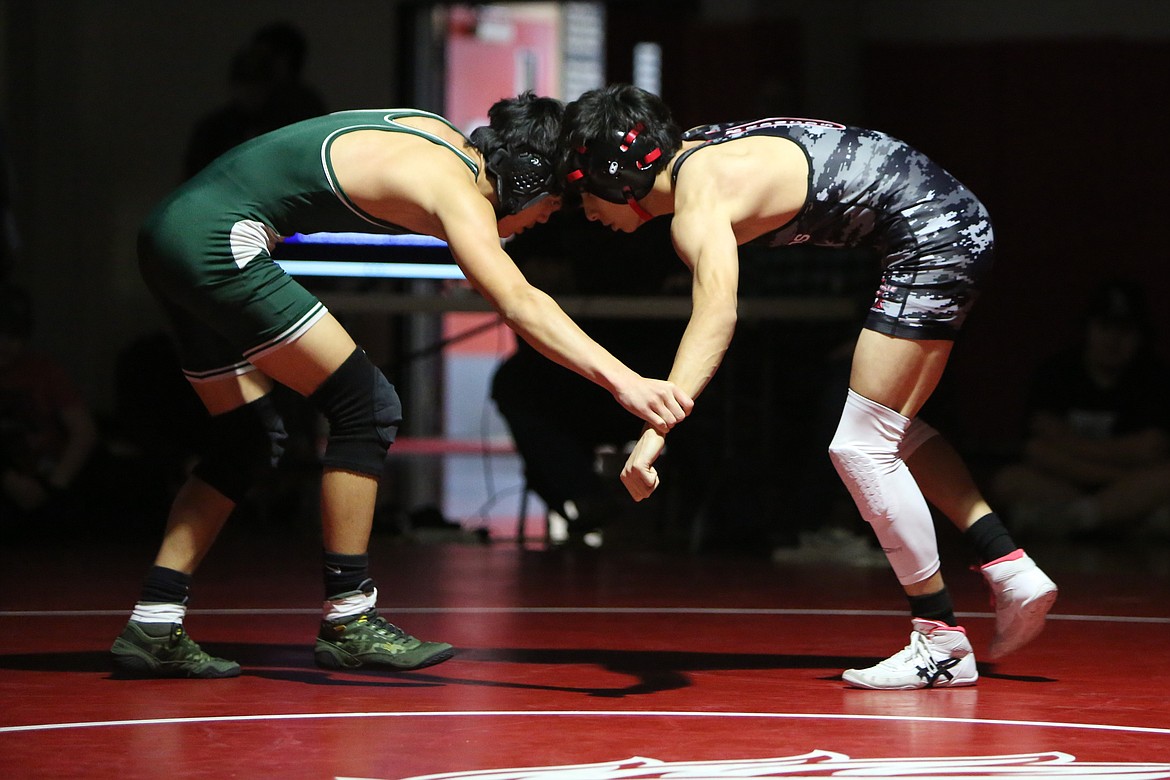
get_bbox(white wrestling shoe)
[980,549,1058,660]
[843,618,978,690]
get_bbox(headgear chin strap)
[566,123,662,221]
[485,147,556,216]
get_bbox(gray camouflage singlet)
[675,118,995,339]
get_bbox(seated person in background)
[993,279,1170,539]
[0,283,99,530]
[492,210,690,544]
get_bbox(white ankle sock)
[131,602,187,624]
[323,587,377,621]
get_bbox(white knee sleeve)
[900,417,939,459]
[828,389,940,585]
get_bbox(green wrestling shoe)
[314,611,455,671]
[110,621,241,679]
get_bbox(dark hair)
[468,91,565,213]
[469,91,564,169]
[560,85,681,181]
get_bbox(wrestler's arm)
[434,178,692,432]
[621,185,741,501]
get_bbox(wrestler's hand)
[614,378,693,435]
[621,427,667,502]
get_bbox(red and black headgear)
[565,123,662,221]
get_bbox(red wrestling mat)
[2,536,1168,779]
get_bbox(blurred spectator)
[250,21,327,129]
[0,283,99,529]
[490,211,697,545]
[183,45,279,178]
[184,22,326,178]
[771,289,889,568]
[992,279,1170,540]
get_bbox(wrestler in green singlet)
[138,110,476,381]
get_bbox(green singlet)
[138,109,478,381]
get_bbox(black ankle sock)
[139,566,192,605]
[964,512,1019,564]
[323,551,371,599]
[908,588,956,627]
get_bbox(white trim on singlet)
[229,219,280,269]
[319,110,479,229]
[182,360,257,383]
[242,302,328,363]
[180,302,329,384]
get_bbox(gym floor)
[2,526,1168,779]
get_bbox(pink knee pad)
[828,389,940,585]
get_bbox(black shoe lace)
[365,613,409,640]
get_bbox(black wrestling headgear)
[470,126,557,216]
[487,147,556,215]
[565,123,662,213]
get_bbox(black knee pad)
[192,394,288,503]
[308,348,402,477]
